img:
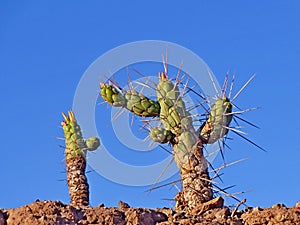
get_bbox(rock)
[190,196,224,215]
[272,203,286,209]
[118,201,130,210]
[0,209,7,225]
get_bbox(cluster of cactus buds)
[62,111,100,157]
[149,127,175,144]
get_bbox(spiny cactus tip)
[62,112,69,122]
[68,110,75,122]
[158,71,168,80]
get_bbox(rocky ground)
[1,199,300,225]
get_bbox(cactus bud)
[86,137,100,151]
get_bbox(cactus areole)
[61,111,100,207]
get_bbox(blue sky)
[1,1,300,210]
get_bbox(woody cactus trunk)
[61,111,100,207]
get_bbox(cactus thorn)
[61,112,69,123]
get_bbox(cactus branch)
[199,97,233,144]
[100,83,160,117]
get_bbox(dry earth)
[1,199,300,225]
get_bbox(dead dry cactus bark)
[100,69,234,212]
[61,110,100,207]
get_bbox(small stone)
[272,203,286,209]
[174,211,185,219]
[0,210,7,225]
[215,207,230,219]
[151,212,168,222]
[230,220,243,225]
[118,201,130,210]
[274,212,286,222]
[237,209,244,214]
[190,196,224,214]
[244,206,253,212]
[253,206,262,211]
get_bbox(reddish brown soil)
[1,200,300,225]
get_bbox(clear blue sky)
[1,1,300,210]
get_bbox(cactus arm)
[100,83,126,107]
[125,90,160,117]
[149,127,175,144]
[199,97,233,144]
[100,83,160,117]
[61,110,100,207]
[156,73,191,135]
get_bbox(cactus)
[100,71,223,212]
[61,110,100,207]
[99,70,264,212]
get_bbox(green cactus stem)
[199,96,233,144]
[100,83,160,117]
[61,110,100,207]
[154,72,213,211]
